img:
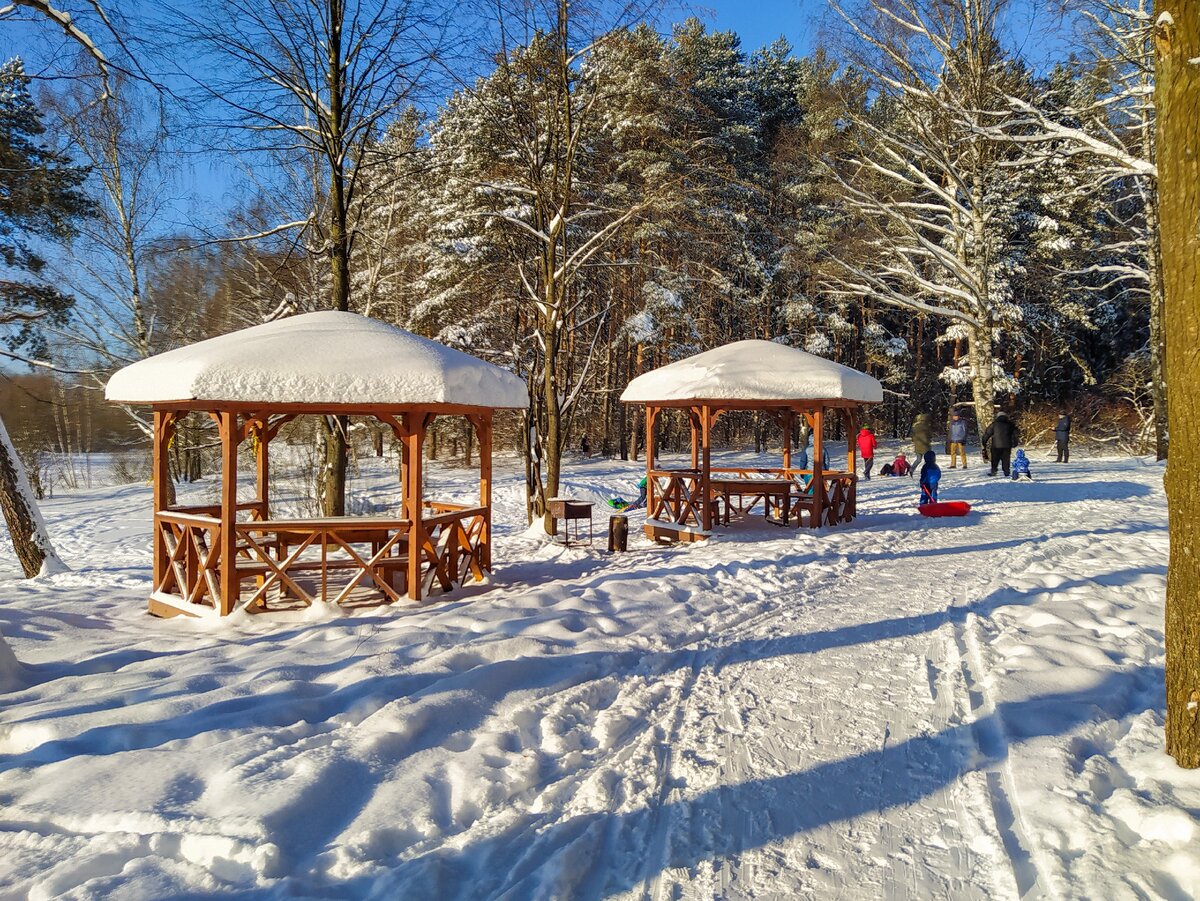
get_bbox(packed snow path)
[2,453,1198,899]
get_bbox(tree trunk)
[0,414,67,578]
[322,0,351,516]
[319,416,348,517]
[967,320,997,435]
[1141,81,1170,462]
[1155,0,1200,769]
[540,310,562,533]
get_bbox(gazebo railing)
[647,466,857,532]
[154,510,224,609]
[420,503,489,596]
[150,503,490,616]
[648,469,705,529]
[818,472,856,525]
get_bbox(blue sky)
[704,0,832,55]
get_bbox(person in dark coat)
[1054,412,1071,463]
[981,412,1018,477]
[912,413,934,457]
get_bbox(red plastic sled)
[918,501,972,517]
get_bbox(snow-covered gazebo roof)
[106,311,528,409]
[620,339,883,406]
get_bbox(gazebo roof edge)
[621,339,884,406]
[143,400,521,414]
[106,311,529,410]
[627,398,876,409]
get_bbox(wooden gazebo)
[621,340,882,542]
[106,311,527,618]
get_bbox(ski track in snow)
[1,449,1199,900]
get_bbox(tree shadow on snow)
[0,564,1161,778]
[278,664,1165,900]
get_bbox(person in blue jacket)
[796,433,829,489]
[1011,448,1033,482]
[919,450,941,505]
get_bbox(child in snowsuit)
[919,450,941,505]
[884,452,910,477]
[608,476,648,511]
[947,413,968,469]
[1011,449,1033,482]
[797,435,829,489]
[630,476,648,509]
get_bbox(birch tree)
[824,0,1028,432]
[987,0,1168,458]
[43,82,172,420]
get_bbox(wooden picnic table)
[708,477,795,526]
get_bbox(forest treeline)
[2,0,1164,518]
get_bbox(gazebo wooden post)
[402,412,430,601]
[844,408,857,474]
[255,419,270,519]
[811,407,825,529]
[701,404,713,532]
[151,410,177,593]
[645,405,657,516]
[845,407,858,519]
[690,409,700,470]
[782,409,793,470]
[218,410,241,615]
[471,413,493,570]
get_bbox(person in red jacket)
[856,426,878,480]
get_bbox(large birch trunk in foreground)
[1155,0,1200,768]
[0,414,67,578]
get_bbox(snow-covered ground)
[2,447,1198,899]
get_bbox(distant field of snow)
[1,446,1198,899]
